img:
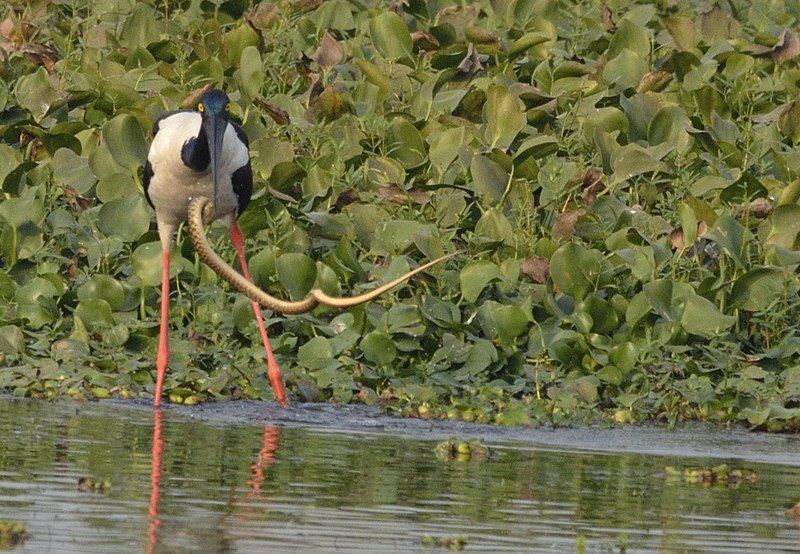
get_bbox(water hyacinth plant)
[2,0,800,428]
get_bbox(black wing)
[230,121,253,215]
[143,160,155,209]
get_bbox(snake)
[187,196,453,314]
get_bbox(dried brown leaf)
[291,0,324,15]
[521,255,550,284]
[311,30,345,67]
[0,17,14,41]
[581,167,604,206]
[411,30,440,52]
[464,26,498,45]
[306,86,350,122]
[735,198,773,219]
[669,229,685,251]
[637,69,672,93]
[552,209,586,240]
[254,97,290,125]
[602,6,616,31]
[438,5,478,41]
[388,0,409,13]
[247,3,281,30]
[700,6,741,41]
[458,43,483,74]
[771,29,800,65]
[334,189,360,209]
[377,184,431,205]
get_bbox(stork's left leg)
[154,249,171,407]
[229,221,288,407]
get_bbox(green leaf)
[75,299,115,331]
[763,205,800,250]
[732,268,796,312]
[705,213,750,268]
[549,243,610,299]
[369,12,413,61]
[477,301,528,345]
[680,294,736,337]
[103,114,148,172]
[97,196,151,242]
[387,118,426,168]
[237,46,264,101]
[298,336,334,370]
[578,296,618,334]
[96,172,138,202]
[475,207,515,245]
[609,342,638,372]
[276,253,316,300]
[52,148,96,194]
[666,15,696,51]
[360,331,397,365]
[372,219,430,254]
[13,67,60,122]
[603,49,648,90]
[608,19,651,59]
[460,260,502,303]
[643,279,693,321]
[77,275,125,311]
[678,202,698,248]
[470,155,507,202]
[119,4,159,49]
[131,242,178,287]
[779,98,800,144]
[428,126,465,177]
[248,248,277,290]
[0,325,24,355]
[648,105,690,150]
[611,144,666,180]
[483,85,526,150]
[224,24,260,67]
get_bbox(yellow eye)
[225,103,232,112]
[198,103,205,112]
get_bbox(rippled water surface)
[1,397,799,552]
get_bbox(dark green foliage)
[2,0,800,427]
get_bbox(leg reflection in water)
[147,409,164,554]
[145,416,280,549]
[247,426,281,493]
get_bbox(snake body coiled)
[187,196,452,314]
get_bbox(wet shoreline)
[8,395,799,466]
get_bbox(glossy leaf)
[276,253,317,300]
[369,12,413,61]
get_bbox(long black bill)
[203,114,227,211]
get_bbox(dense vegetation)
[2,0,800,428]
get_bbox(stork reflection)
[146,409,164,554]
[145,412,281,551]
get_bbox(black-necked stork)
[144,88,287,408]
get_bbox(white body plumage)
[146,111,249,247]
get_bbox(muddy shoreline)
[4,395,800,465]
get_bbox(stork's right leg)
[154,249,170,407]
[229,221,287,407]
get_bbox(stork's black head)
[197,89,231,210]
[197,89,231,118]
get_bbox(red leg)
[230,221,288,407]
[154,249,170,407]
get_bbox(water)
[1,397,799,552]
